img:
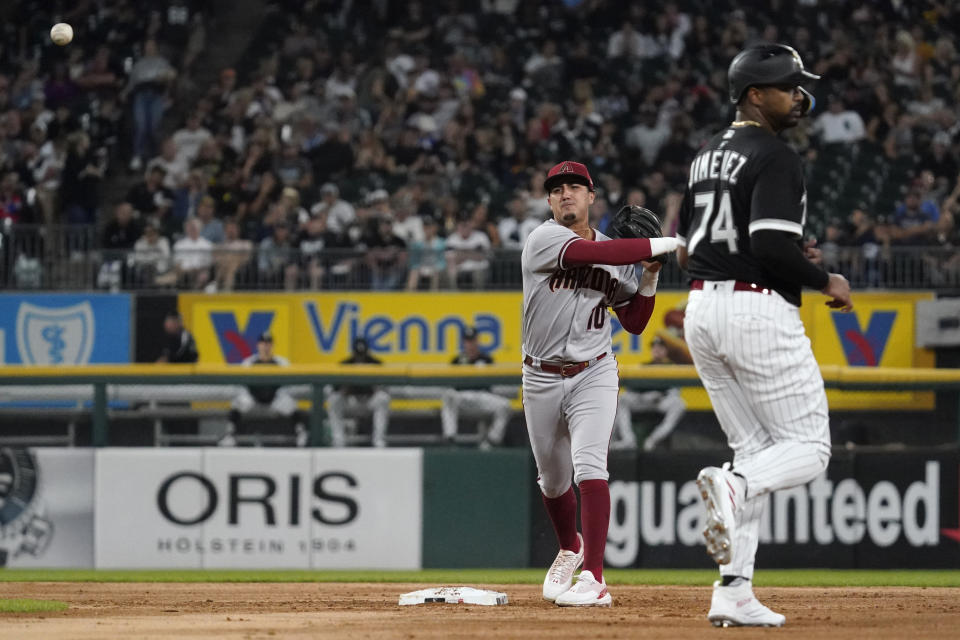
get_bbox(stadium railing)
[3,224,957,290]
[0,364,958,447]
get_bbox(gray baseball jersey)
[521,219,642,498]
[521,220,639,362]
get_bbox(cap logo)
[782,44,803,68]
[559,162,572,173]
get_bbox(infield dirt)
[1,582,958,639]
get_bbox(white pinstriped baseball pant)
[684,281,830,579]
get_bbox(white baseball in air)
[50,23,74,46]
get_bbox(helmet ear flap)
[798,87,815,115]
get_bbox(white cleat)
[554,570,612,607]
[696,463,744,565]
[542,533,584,602]
[708,580,785,627]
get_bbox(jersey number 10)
[587,302,606,330]
[687,190,739,255]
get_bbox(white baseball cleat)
[696,463,744,565]
[542,533,584,602]
[707,579,785,627]
[554,570,612,607]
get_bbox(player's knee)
[539,478,572,499]
[816,446,830,473]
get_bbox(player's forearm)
[615,292,656,334]
[751,230,830,290]
[562,237,679,267]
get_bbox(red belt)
[523,352,607,378]
[690,279,773,295]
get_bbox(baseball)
[50,23,73,46]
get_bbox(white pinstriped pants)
[685,281,830,579]
[685,282,830,458]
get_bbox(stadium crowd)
[2,0,960,290]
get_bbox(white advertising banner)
[1,448,94,568]
[95,448,423,569]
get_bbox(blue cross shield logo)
[15,302,95,365]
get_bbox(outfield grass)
[1,569,959,587]
[0,599,69,613]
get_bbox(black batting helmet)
[728,43,820,114]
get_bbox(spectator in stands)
[98,201,141,290]
[392,195,426,245]
[257,219,298,290]
[840,208,885,288]
[326,337,391,448]
[293,212,332,290]
[311,182,356,236]
[126,39,177,172]
[0,171,32,224]
[274,141,312,190]
[813,95,866,145]
[920,131,958,186]
[60,131,105,224]
[607,21,645,61]
[891,189,941,245]
[210,67,238,115]
[445,213,491,289]
[30,122,65,224]
[149,138,190,191]
[213,217,253,291]
[74,44,122,98]
[279,186,310,228]
[157,311,198,363]
[655,116,698,187]
[498,193,541,250]
[406,216,445,290]
[173,217,213,289]
[363,211,407,290]
[196,195,224,244]
[220,332,308,448]
[172,111,212,168]
[126,165,175,233]
[101,202,141,252]
[588,197,615,236]
[469,201,500,248]
[129,219,172,287]
[441,326,513,449]
[171,167,207,224]
[525,39,564,97]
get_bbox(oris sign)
[95,449,422,569]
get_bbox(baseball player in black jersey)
[676,44,853,628]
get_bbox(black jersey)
[677,124,808,306]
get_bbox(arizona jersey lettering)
[521,220,638,361]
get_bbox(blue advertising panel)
[0,294,131,364]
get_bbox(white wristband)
[639,268,659,297]
[649,237,680,257]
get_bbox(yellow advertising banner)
[179,290,934,410]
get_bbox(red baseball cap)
[544,160,595,192]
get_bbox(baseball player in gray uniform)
[523,160,679,607]
[676,44,853,627]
